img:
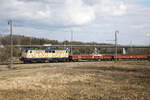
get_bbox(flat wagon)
[114,55,148,60]
[69,54,102,61]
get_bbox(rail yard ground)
[0,61,150,100]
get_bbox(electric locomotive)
[20,48,69,63]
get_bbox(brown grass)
[0,61,150,100]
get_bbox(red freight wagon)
[101,55,113,61]
[114,55,148,60]
[135,55,148,59]
[69,54,102,61]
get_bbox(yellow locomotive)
[20,48,69,63]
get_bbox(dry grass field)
[0,61,150,100]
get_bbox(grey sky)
[0,0,150,45]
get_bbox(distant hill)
[0,34,113,46]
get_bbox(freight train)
[20,48,149,63]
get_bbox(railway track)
[0,61,96,66]
[0,61,94,71]
[0,60,149,71]
[0,62,24,65]
[0,58,148,66]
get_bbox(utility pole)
[70,31,73,55]
[8,20,13,69]
[115,31,119,63]
[146,33,150,54]
[130,40,133,54]
[30,37,32,48]
[147,33,150,45]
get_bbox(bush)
[0,48,9,62]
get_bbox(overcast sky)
[0,0,150,45]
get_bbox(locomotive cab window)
[45,50,52,53]
[45,50,49,53]
[25,50,28,53]
[45,50,55,53]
